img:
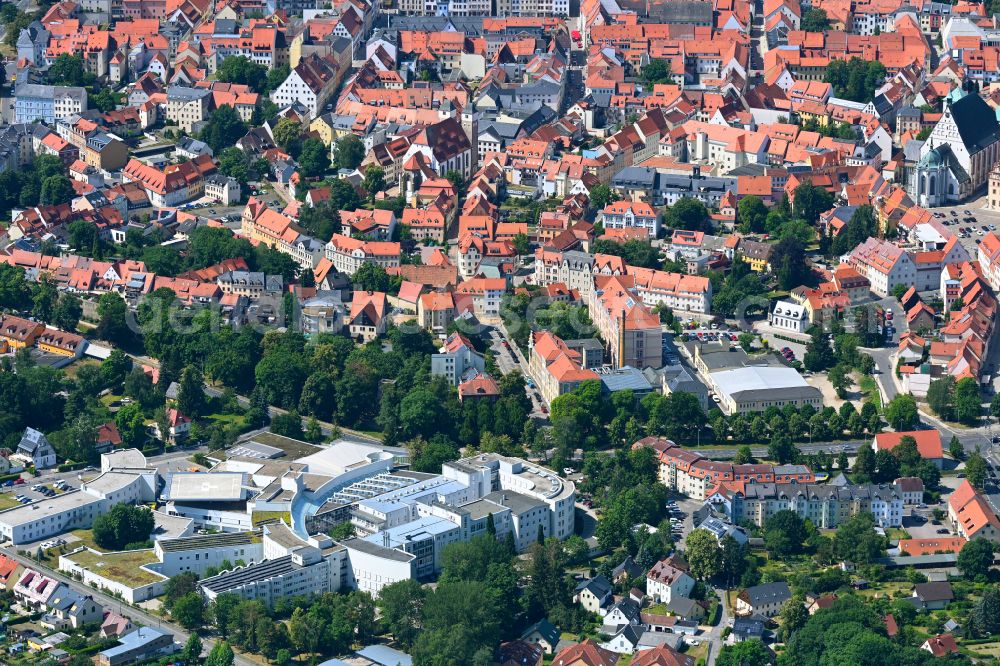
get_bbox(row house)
[645,437,814,501]
[627,266,713,314]
[727,482,905,529]
[454,277,507,316]
[240,199,324,269]
[325,234,401,276]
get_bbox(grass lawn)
[966,640,1000,658]
[0,495,22,511]
[68,529,106,553]
[885,527,911,540]
[62,359,101,379]
[859,376,882,409]
[685,642,709,663]
[645,603,669,615]
[100,393,124,407]
[252,511,291,526]
[65,548,165,587]
[205,412,243,426]
[856,581,910,599]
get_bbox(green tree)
[733,445,756,464]
[771,236,812,290]
[768,433,799,464]
[333,134,365,170]
[269,411,304,439]
[68,219,99,251]
[780,598,809,639]
[954,377,982,425]
[92,503,155,550]
[764,510,808,556]
[642,59,672,84]
[717,639,770,666]
[971,586,1000,635]
[272,118,303,158]
[363,164,385,203]
[832,512,885,564]
[299,371,337,421]
[41,175,74,205]
[30,276,58,322]
[966,450,988,490]
[950,435,965,460]
[47,53,90,86]
[90,89,117,112]
[217,147,250,185]
[737,195,768,233]
[95,292,132,345]
[792,181,835,225]
[957,538,995,580]
[216,55,268,91]
[177,365,206,418]
[801,8,831,31]
[884,394,919,430]
[685,528,722,581]
[115,403,147,449]
[200,105,248,154]
[663,197,709,231]
[172,592,207,630]
[204,641,234,666]
[181,633,203,666]
[590,183,613,210]
[512,232,530,256]
[377,579,425,650]
[828,364,854,398]
[298,138,331,177]
[927,376,955,420]
[0,264,31,310]
[824,58,888,104]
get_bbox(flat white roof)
[711,366,810,394]
[295,440,393,477]
[165,473,245,502]
[0,490,102,527]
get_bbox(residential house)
[600,200,659,238]
[922,633,959,657]
[735,582,791,617]
[588,275,661,370]
[348,291,388,343]
[646,558,695,605]
[325,234,400,276]
[15,84,88,124]
[521,618,560,654]
[15,428,57,470]
[912,582,954,610]
[432,332,486,385]
[730,616,765,643]
[0,315,44,349]
[948,480,1000,541]
[573,575,613,614]
[100,612,134,639]
[551,639,617,666]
